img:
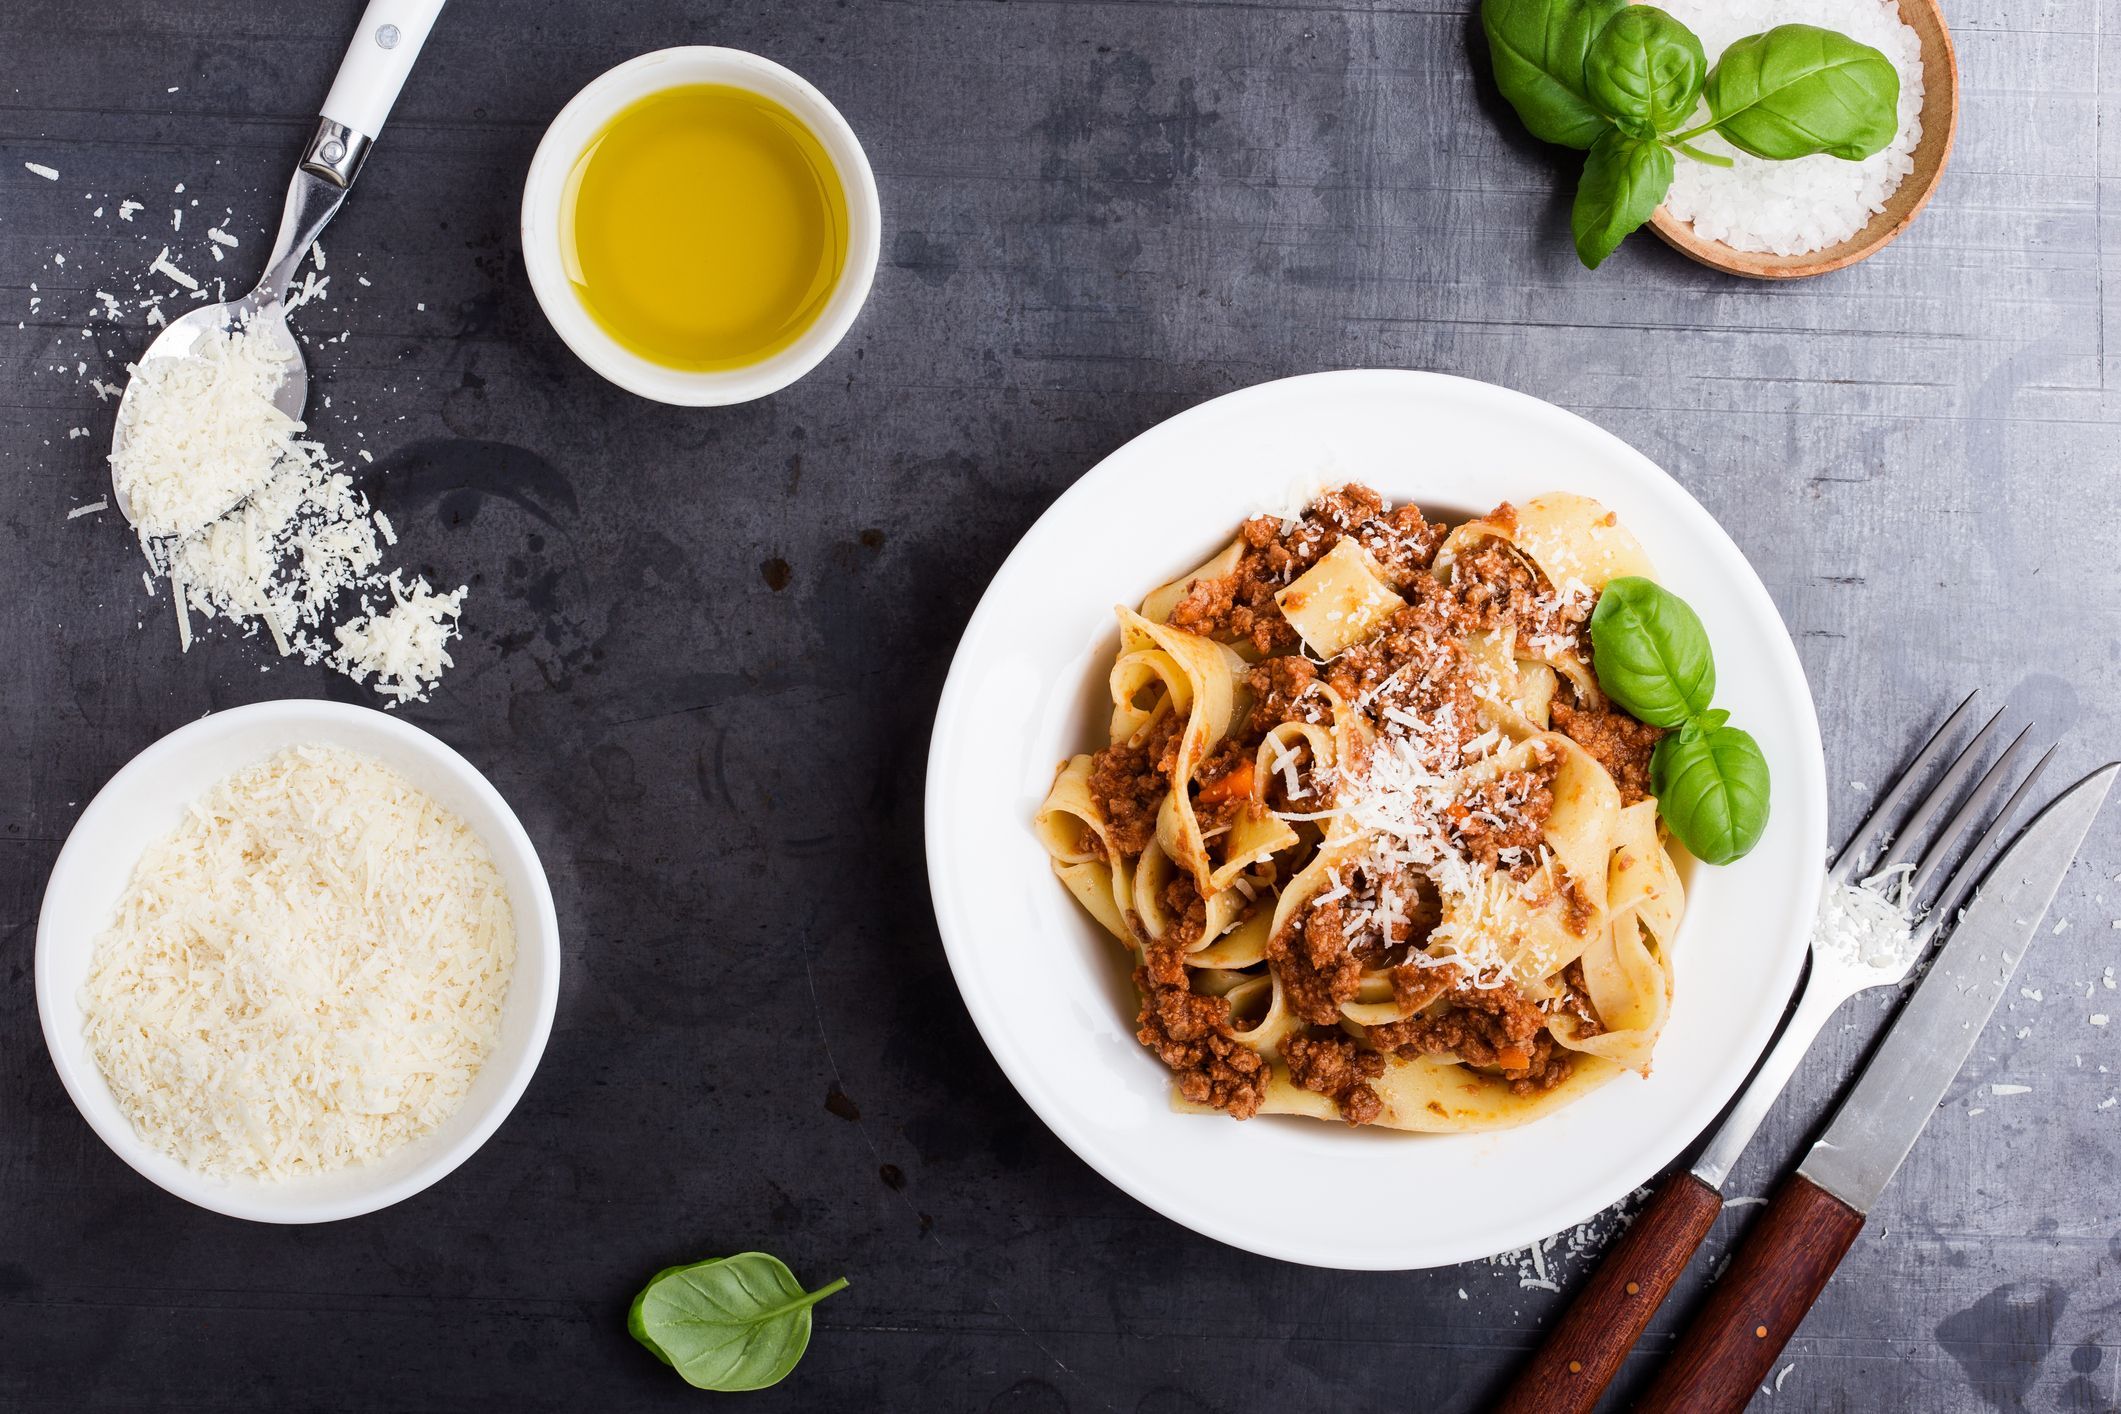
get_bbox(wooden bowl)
[1647,0,1959,279]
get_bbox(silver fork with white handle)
[1493,688,2059,1414]
[110,0,449,536]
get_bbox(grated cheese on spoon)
[111,322,301,539]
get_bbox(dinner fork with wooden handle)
[1492,691,2054,1414]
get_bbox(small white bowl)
[35,700,562,1224]
[520,46,882,406]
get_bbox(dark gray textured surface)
[2,2,2117,1410]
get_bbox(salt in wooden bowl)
[1648,0,1959,280]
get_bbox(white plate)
[36,700,562,1224]
[924,370,1827,1270]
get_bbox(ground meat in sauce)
[1325,590,1483,755]
[1555,961,1604,1036]
[1551,695,1662,805]
[1445,745,1559,877]
[1447,523,1593,659]
[1133,966,1270,1119]
[1245,656,1332,729]
[1281,1029,1386,1126]
[1166,488,1447,656]
[1449,536,1546,635]
[1168,553,1291,658]
[1367,980,1576,1094]
[1086,711,1181,857]
[1268,898,1364,1026]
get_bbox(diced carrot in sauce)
[1194,761,1255,806]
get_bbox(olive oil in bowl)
[559,84,850,372]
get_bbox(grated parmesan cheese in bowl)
[35,701,560,1222]
[82,745,515,1180]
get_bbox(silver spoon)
[109,0,449,535]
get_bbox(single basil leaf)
[1585,7,1707,139]
[627,1262,695,1367]
[1482,0,1630,150]
[1588,576,1715,723]
[1704,24,1900,161]
[1652,723,1770,864]
[631,1252,850,1392]
[1571,131,1673,269]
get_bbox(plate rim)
[924,368,1827,1269]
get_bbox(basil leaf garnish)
[1651,721,1772,865]
[1704,24,1900,161]
[629,1253,849,1392]
[1481,0,1630,150]
[1571,131,1675,270]
[1589,576,1715,725]
[1585,6,1707,140]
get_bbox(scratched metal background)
[1,1,2115,1410]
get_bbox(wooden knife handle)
[1635,1173,1865,1414]
[1490,1170,1723,1414]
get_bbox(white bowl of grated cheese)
[35,700,561,1223]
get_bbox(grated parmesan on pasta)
[81,745,515,1180]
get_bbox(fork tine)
[1906,724,2036,899]
[1829,690,1982,882]
[1913,742,2060,944]
[1870,706,2010,879]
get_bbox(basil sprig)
[1590,577,1770,864]
[1481,0,1630,149]
[1480,0,1902,268]
[629,1252,849,1392]
[1698,25,1900,161]
[1574,132,1675,273]
[1585,7,1706,140]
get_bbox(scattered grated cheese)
[1990,1083,2032,1096]
[66,499,108,520]
[118,199,142,221]
[148,245,198,291]
[334,573,467,705]
[1815,864,1921,971]
[25,161,59,180]
[81,744,515,1180]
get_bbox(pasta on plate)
[1035,485,1687,1131]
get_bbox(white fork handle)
[320,0,449,140]
[1689,965,1851,1190]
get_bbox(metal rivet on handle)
[321,139,346,162]
[375,23,401,48]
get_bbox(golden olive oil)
[560,84,849,372]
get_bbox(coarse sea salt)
[1657,0,1925,256]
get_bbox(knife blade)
[1799,760,2117,1213]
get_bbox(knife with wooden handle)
[1635,762,2116,1413]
